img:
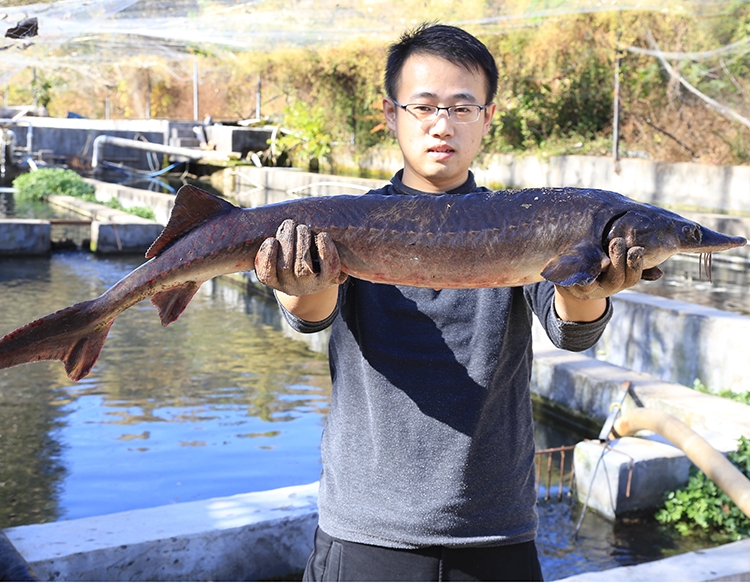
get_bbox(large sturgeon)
[0,184,745,381]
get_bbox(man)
[255,23,644,581]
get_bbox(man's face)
[383,53,496,193]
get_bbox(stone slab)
[0,219,50,255]
[5,483,319,582]
[574,437,692,520]
[554,536,750,581]
[90,220,163,254]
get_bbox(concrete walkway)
[558,537,750,581]
[5,481,749,582]
[6,484,319,582]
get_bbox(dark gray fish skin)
[0,184,745,381]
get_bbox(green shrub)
[656,435,750,542]
[13,168,95,200]
[12,168,156,220]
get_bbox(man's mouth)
[428,145,455,156]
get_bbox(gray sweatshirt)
[279,171,611,549]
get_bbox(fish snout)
[691,225,747,253]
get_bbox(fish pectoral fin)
[63,320,115,381]
[541,241,608,287]
[151,281,202,326]
[641,266,664,281]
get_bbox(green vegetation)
[12,168,156,220]
[692,379,750,406]
[8,4,750,168]
[656,436,750,542]
[13,168,95,200]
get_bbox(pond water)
[0,250,713,579]
[0,189,69,220]
[632,255,750,316]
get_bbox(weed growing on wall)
[692,379,750,406]
[656,436,750,542]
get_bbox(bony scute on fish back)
[0,184,745,381]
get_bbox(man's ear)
[482,102,496,135]
[383,97,398,132]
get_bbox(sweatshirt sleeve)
[524,281,613,352]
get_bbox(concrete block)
[533,290,750,401]
[555,536,750,581]
[574,437,692,520]
[602,292,750,395]
[0,219,50,255]
[91,181,175,225]
[6,482,319,582]
[91,220,163,254]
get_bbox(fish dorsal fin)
[541,241,608,287]
[146,185,236,258]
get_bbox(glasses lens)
[450,105,481,123]
[406,105,438,120]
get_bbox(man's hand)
[254,219,348,297]
[553,237,645,322]
[560,237,645,302]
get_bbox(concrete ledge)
[0,219,50,255]
[532,344,750,446]
[220,166,385,205]
[91,181,175,226]
[599,291,750,395]
[90,220,163,254]
[5,483,318,582]
[555,536,750,582]
[46,194,163,254]
[532,341,750,519]
[574,437,692,520]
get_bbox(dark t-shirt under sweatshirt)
[278,171,612,549]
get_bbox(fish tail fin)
[151,281,202,326]
[0,300,114,381]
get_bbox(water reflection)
[633,256,750,316]
[0,251,331,525]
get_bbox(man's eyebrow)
[408,91,480,103]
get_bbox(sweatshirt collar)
[390,170,478,196]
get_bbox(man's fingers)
[624,246,645,287]
[316,232,346,284]
[256,219,345,296]
[604,237,627,290]
[295,224,315,277]
[276,219,297,271]
[254,238,281,288]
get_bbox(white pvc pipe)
[91,135,213,169]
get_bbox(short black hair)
[384,23,499,104]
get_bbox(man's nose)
[428,110,454,135]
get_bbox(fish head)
[606,208,747,272]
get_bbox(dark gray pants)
[302,527,544,582]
